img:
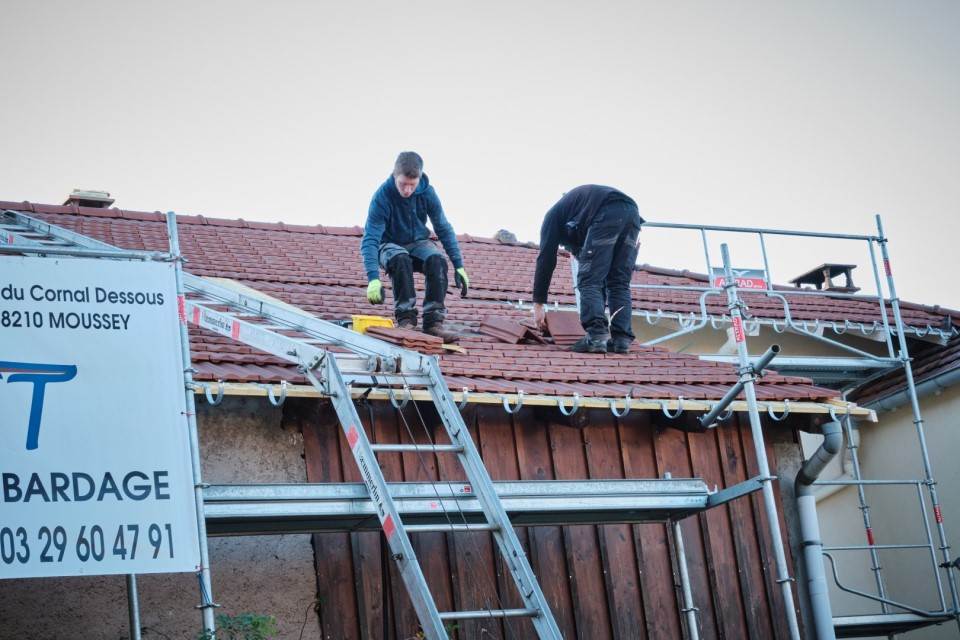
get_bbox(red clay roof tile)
[16,200,946,402]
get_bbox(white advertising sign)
[0,256,200,578]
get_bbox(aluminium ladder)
[0,209,563,640]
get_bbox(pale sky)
[2,1,958,308]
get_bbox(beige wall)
[816,387,960,639]
[0,397,320,640]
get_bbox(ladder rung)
[405,523,499,533]
[369,444,464,453]
[439,608,539,621]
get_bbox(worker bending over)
[361,151,469,338]
[532,185,644,353]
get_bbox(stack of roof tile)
[479,315,547,345]
[544,311,585,346]
[364,326,445,354]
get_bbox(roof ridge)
[0,199,540,248]
[4,198,958,320]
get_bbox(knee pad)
[424,254,447,274]
[386,253,413,275]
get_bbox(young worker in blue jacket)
[532,185,644,353]
[361,151,469,337]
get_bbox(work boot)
[606,337,632,354]
[571,335,608,354]
[396,317,417,330]
[423,322,460,343]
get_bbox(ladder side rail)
[183,273,429,373]
[422,358,564,639]
[1,210,431,373]
[183,298,326,368]
[2,210,168,260]
[184,296,430,384]
[302,356,449,640]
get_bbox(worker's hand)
[366,279,383,304]
[533,303,546,331]
[455,267,469,297]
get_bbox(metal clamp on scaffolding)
[698,345,780,429]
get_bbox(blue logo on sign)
[0,361,77,450]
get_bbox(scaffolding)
[624,217,960,637]
[2,208,957,638]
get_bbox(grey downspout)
[796,420,843,640]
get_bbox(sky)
[1,1,958,308]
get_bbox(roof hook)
[502,390,524,414]
[771,320,787,334]
[660,396,685,419]
[457,387,470,411]
[257,380,287,407]
[202,380,225,406]
[708,404,734,423]
[767,399,791,421]
[678,313,697,329]
[610,393,632,418]
[558,393,581,417]
[388,384,412,410]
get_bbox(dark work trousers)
[378,240,448,328]
[575,200,642,341]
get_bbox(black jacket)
[532,185,642,303]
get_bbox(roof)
[10,198,941,403]
[852,335,960,405]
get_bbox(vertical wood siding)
[292,400,802,640]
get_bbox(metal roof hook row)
[767,399,791,421]
[199,380,225,406]
[771,320,787,334]
[660,396,685,419]
[458,387,470,411]
[610,393,632,418]
[388,384,412,410]
[915,325,931,338]
[256,380,288,407]
[557,392,581,417]
[502,390,524,414]
[709,316,725,330]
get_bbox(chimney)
[64,189,114,208]
[789,263,860,294]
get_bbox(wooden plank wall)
[289,399,803,640]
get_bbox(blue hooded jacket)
[360,174,464,281]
